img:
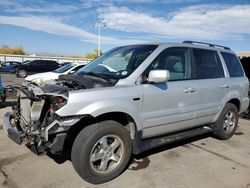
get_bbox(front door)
[141,47,197,138]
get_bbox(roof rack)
[183,41,231,50]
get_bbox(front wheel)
[213,103,238,140]
[71,120,132,184]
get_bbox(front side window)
[77,45,157,79]
[193,49,224,79]
[144,47,192,81]
[221,52,244,77]
[54,64,74,73]
[72,65,85,72]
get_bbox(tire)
[71,120,132,184]
[213,103,238,140]
[17,69,27,78]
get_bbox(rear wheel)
[17,69,27,78]
[71,120,132,184]
[213,103,238,140]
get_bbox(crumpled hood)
[41,84,70,97]
[21,74,115,100]
[58,74,113,89]
[38,74,115,97]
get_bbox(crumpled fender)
[56,86,144,130]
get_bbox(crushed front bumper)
[3,110,83,155]
[3,112,25,144]
[3,83,82,155]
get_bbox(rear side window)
[193,49,224,79]
[30,60,39,65]
[221,52,244,77]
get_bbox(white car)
[25,63,86,85]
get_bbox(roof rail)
[183,41,231,50]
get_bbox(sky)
[0,0,250,56]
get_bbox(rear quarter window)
[221,52,244,77]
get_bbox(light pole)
[95,23,106,57]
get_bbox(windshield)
[77,45,157,79]
[54,64,74,73]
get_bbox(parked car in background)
[25,63,86,85]
[13,60,61,78]
[0,61,21,73]
[240,57,250,118]
[0,75,5,102]
[241,57,250,78]
[60,62,72,66]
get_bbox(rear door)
[192,48,228,124]
[48,61,59,71]
[221,52,249,113]
[39,60,50,72]
[28,60,41,73]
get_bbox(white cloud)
[0,15,145,45]
[13,4,78,13]
[0,1,78,13]
[98,4,250,40]
[81,0,199,8]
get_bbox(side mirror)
[68,70,75,74]
[148,70,170,83]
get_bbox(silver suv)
[3,41,249,184]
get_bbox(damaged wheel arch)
[61,112,138,155]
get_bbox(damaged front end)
[3,82,81,155]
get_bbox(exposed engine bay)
[5,74,116,154]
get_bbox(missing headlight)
[49,96,67,113]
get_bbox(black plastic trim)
[3,112,25,145]
[133,126,213,154]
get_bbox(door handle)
[184,88,189,93]
[184,87,196,93]
[189,88,195,92]
[221,84,229,89]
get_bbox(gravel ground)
[0,73,250,188]
[1,73,24,86]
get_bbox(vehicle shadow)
[47,133,211,168]
[47,152,71,164]
[134,133,210,160]
[128,133,211,170]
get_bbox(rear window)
[193,49,224,79]
[221,52,244,77]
